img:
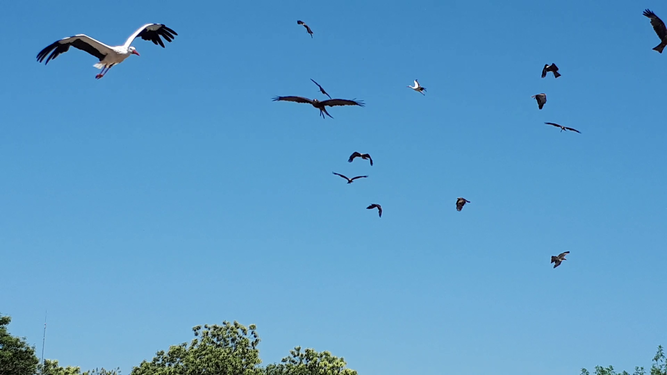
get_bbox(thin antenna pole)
[40,311,47,373]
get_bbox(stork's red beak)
[132,50,140,56]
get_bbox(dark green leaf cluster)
[0,315,39,375]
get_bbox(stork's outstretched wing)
[545,122,561,128]
[321,99,364,107]
[348,152,362,163]
[564,126,581,133]
[350,175,368,181]
[124,23,178,48]
[37,35,112,64]
[273,96,314,104]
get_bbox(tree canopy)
[581,346,666,375]
[0,314,39,375]
[130,321,357,375]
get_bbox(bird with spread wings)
[332,172,368,184]
[643,9,667,53]
[36,23,178,79]
[541,63,561,78]
[551,251,570,268]
[348,152,373,166]
[545,122,581,133]
[456,198,470,211]
[273,96,364,119]
[297,20,314,38]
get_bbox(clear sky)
[1,1,666,374]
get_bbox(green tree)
[131,321,263,375]
[581,346,666,375]
[264,346,357,375]
[38,359,82,375]
[0,314,39,375]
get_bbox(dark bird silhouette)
[273,96,364,119]
[332,172,367,184]
[367,204,383,217]
[456,197,470,211]
[545,122,581,133]
[643,9,667,53]
[541,63,561,78]
[297,20,313,38]
[348,152,373,166]
[532,93,547,109]
[310,79,332,99]
[551,251,570,268]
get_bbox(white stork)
[36,23,178,79]
[407,79,426,95]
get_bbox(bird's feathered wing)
[350,175,368,181]
[367,204,382,217]
[37,35,112,64]
[332,172,350,181]
[348,152,362,162]
[123,23,178,49]
[644,10,667,41]
[320,99,364,107]
[533,93,547,109]
[273,96,315,104]
[541,65,548,78]
[564,127,581,133]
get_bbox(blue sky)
[1,0,666,374]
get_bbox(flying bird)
[407,79,426,95]
[643,9,667,53]
[310,79,332,99]
[332,172,367,184]
[366,204,383,217]
[348,152,373,166]
[545,122,581,133]
[36,23,178,79]
[541,63,561,78]
[532,93,547,109]
[273,96,364,119]
[551,251,570,268]
[297,20,313,38]
[456,198,470,212]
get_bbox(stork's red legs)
[95,64,114,79]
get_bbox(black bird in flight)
[532,93,547,109]
[643,9,667,53]
[348,152,373,166]
[297,20,313,38]
[311,79,332,99]
[551,251,570,268]
[456,198,470,212]
[366,204,383,217]
[545,122,581,133]
[541,63,561,78]
[273,96,364,119]
[332,172,367,184]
